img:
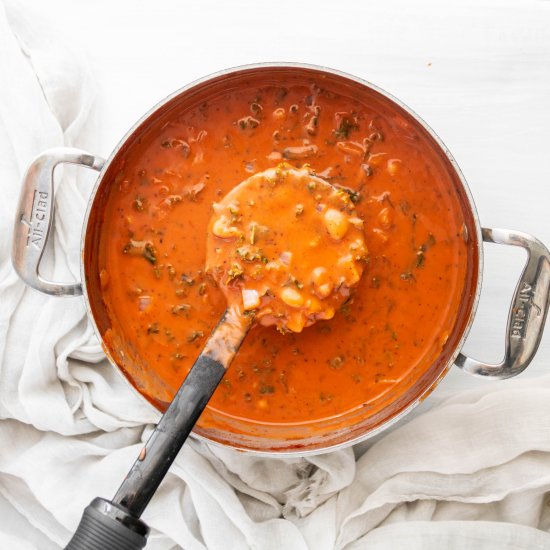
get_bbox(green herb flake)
[284,275,303,289]
[181,273,195,286]
[340,303,351,316]
[171,304,191,316]
[399,201,410,215]
[143,243,157,265]
[250,102,263,116]
[187,330,204,343]
[400,271,415,281]
[147,323,160,335]
[335,116,357,139]
[133,196,146,211]
[226,264,244,284]
[328,355,345,369]
[386,324,398,341]
[335,184,361,204]
[122,240,157,265]
[348,189,361,204]
[259,384,275,395]
[319,392,334,402]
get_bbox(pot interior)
[83,65,480,453]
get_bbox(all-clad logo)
[511,282,533,339]
[22,190,49,250]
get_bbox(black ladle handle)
[65,308,249,549]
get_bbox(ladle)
[65,164,367,549]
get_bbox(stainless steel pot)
[11,63,550,455]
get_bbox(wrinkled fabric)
[1,1,550,549]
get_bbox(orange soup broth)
[98,79,471,429]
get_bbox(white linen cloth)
[1,1,550,549]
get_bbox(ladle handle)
[111,354,229,515]
[64,498,148,550]
[65,308,249,549]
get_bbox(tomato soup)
[95,73,474,432]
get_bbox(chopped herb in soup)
[98,78,471,427]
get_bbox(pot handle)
[11,147,105,297]
[455,227,550,379]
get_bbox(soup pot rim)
[81,62,485,455]
[16,63,548,456]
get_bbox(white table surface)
[6,0,550,545]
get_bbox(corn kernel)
[286,313,306,332]
[338,255,361,284]
[318,306,335,320]
[310,267,334,299]
[305,295,322,313]
[324,208,349,240]
[280,287,304,308]
[311,266,329,286]
[317,283,333,298]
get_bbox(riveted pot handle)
[11,147,105,297]
[456,227,550,379]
